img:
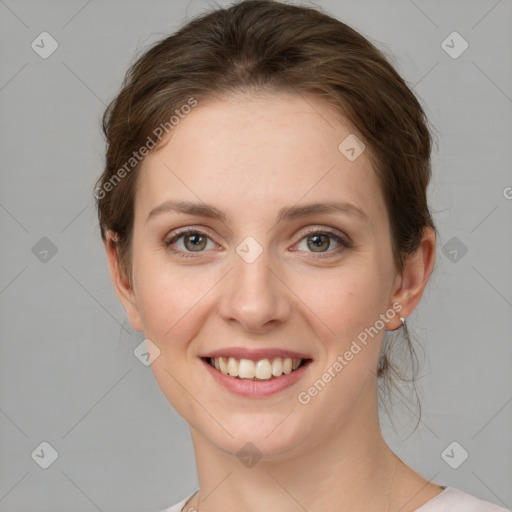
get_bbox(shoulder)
[415,486,510,512]
[157,490,198,512]
[156,487,510,512]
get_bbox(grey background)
[0,0,511,510]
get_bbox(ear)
[104,230,143,332]
[387,227,436,329]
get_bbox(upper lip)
[200,347,312,360]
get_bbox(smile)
[200,355,313,398]
[205,356,308,380]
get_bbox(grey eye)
[166,230,215,253]
[306,233,331,252]
[183,233,208,251]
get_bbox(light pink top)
[160,486,510,512]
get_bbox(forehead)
[136,92,385,226]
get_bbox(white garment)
[159,486,511,512]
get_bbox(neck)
[187,381,413,512]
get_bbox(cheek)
[291,261,389,338]
[288,260,392,387]
[133,250,222,351]
[133,259,216,416]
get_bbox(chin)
[198,412,308,461]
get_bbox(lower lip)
[200,358,312,398]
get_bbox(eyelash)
[164,227,352,259]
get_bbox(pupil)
[308,234,329,252]
[186,233,206,251]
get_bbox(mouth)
[201,356,313,380]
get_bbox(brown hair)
[94,0,436,425]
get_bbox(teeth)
[227,357,238,376]
[272,357,282,376]
[209,356,304,380]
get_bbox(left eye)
[295,231,348,253]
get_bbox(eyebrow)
[146,199,368,224]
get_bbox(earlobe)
[387,227,436,329]
[104,230,144,332]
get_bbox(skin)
[105,91,441,511]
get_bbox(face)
[111,92,415,459]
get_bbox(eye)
[164,227,351,259]
[164,229,216,256]
[294,229,351,256]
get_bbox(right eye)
[165,229,217,255]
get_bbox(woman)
[94,1,509,511]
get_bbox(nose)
[217,245,291,333]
